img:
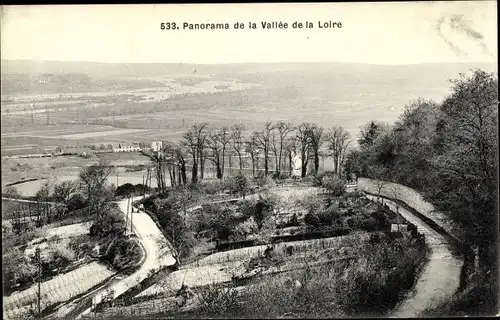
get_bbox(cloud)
[434,15,466,57]
[435,13,493,58]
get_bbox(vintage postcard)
[1,2,498,319]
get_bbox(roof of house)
[111,143,142,148]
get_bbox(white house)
[112,143,142,153]
[290,150,302,177]
[151,141,163,152]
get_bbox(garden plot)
[3,262,116,320]
[24,221,91,257]
[185,233,368,268]
[136,233,368,300]
[136,261,247,299]
[45,221,91,238]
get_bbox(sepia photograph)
[1,2,498,319]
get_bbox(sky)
[0,2,497,65]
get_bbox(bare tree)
[272,121,294,175]
[368,165,388,204]
[308,124,324,175]
[53,180,80,218]
[207,131,224,179]
[296,122,314,178]
[181,123,210,183]
[270,129,280,174]
[162,142,178,187]
[79,161,114,220]
[181,130,198,184]
[230,124,245,171]
[389,184,405,213]
[218,127,231,177]
[35,182,52,225]
[174,144,188,186]
[326,126,351,176]
[256,122,273,176]
[245,132,260,177]
[152,151,168,194]
[195,123,210,180]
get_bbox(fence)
[82,296,177,319]
[358,178,465,243]
[186,233,369,268]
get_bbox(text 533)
[160,22,180,30]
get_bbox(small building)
[290,150,302,177]
[151,141,163,152]
[389,215,408,233]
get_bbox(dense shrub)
[226,172,251,198]
[237,199,258,220]
[304,212,321,228]
[322,175,346,196]
[255,172,276,189]
[200,180,225,195]
[254,195,277,229]
[295,193,324,214]
[41,243,77,272]
[90,208,126,237]
[3,247,38,292]
[157,206,197,260]
[198,284,240,316]
[67,193,86,212]
[303,203,341,228]
[362,217,378,231]
[99,235,142,271]
[115,183,150,197]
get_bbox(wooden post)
[36,247,41,316]
[130,195,133,234]
[126,195,130,231]
[142,173,146,199]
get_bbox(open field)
[96,152,151,166]
[1,155,99,187]
[4,171,158,197]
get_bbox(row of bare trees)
[151,121,352,192]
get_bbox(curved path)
[360,185,463,317]
[76,196,177,318]
[46,196,176,319]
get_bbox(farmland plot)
[3,262,116,320]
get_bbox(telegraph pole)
[142,173,146,200]
[35,247,41,316]
[130,194,134,234]
[126,195,130,233]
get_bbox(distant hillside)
[0,72,167,95]
[1,60,496,78]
